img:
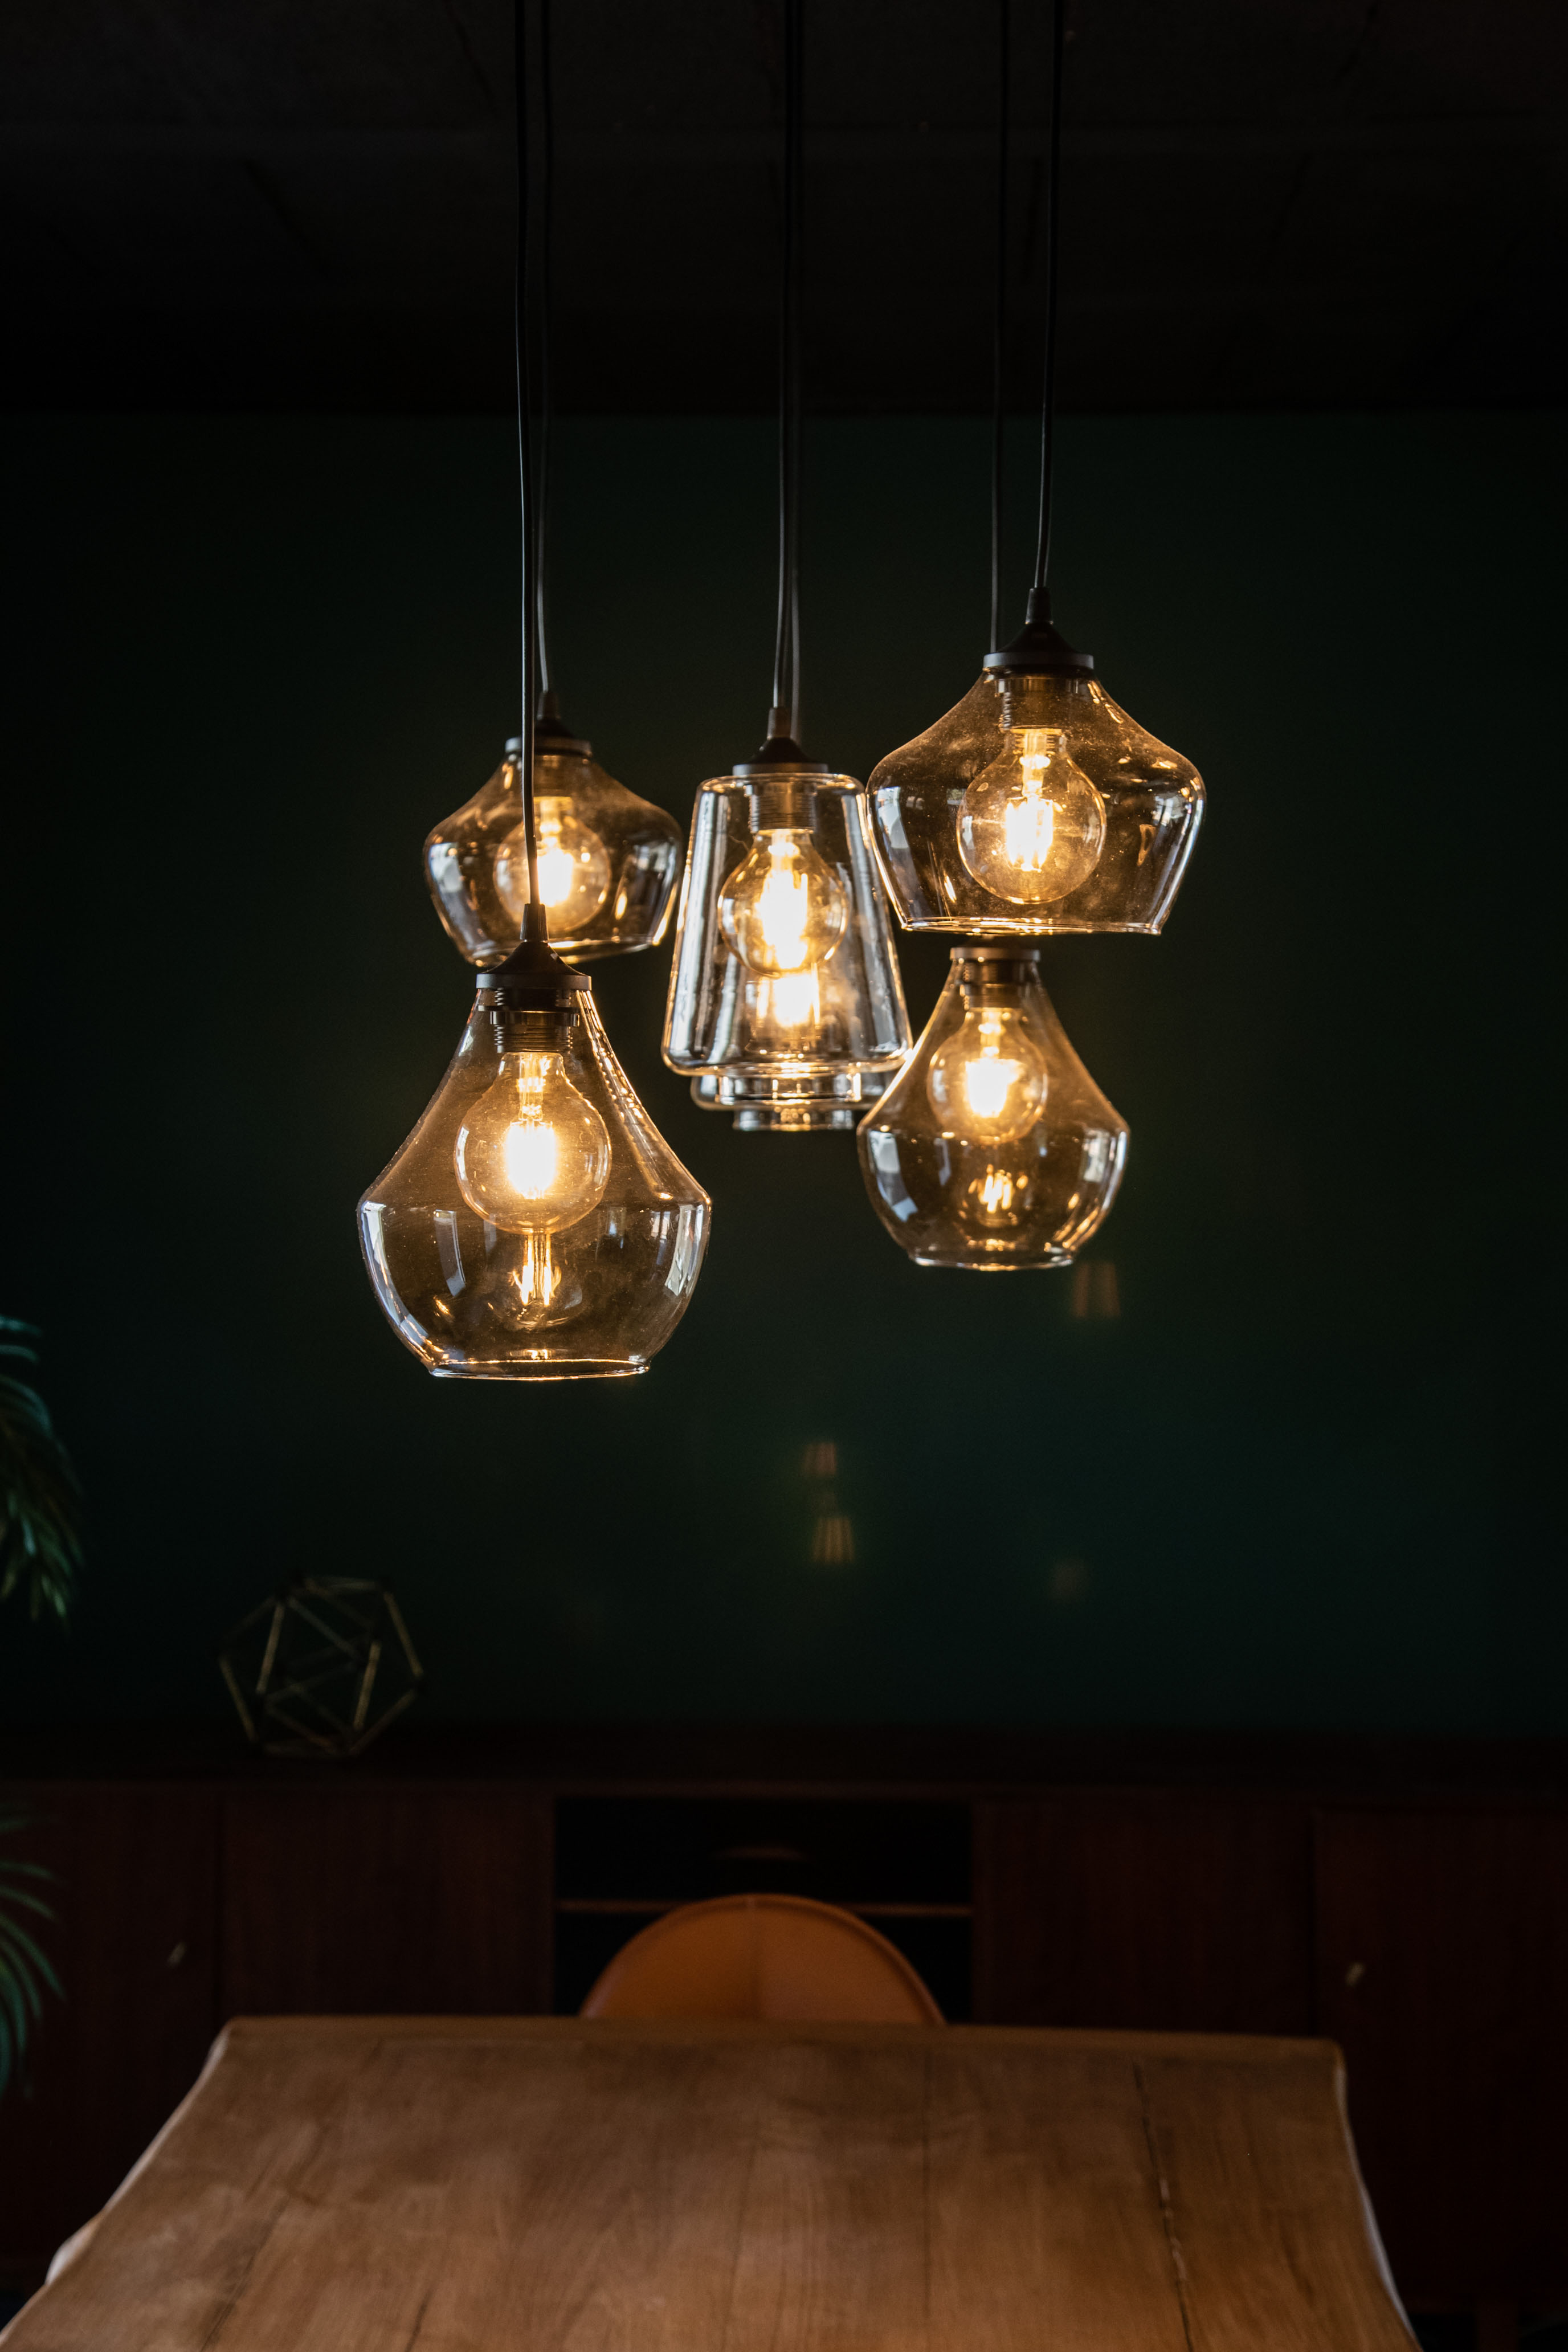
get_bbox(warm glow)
[959,1035,1035,1124]
[720,828,849,976]
[766,970,822,1031]
[454,1050,611,1234]
[958,724,1107,905]
[926,1004,1049,1143]
[537,843,581,910]
[1000,745,1057,874]
[514,1231,558,1310]
[757,861,811,964]
[503,1115,561,1199]
[496,798,612,933]
[974,1167,1019,1214]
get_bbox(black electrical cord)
[1031,0,1065,600]
[512,0,542,922]
[534,0,554,704]
[768,0,803,744]
[990,0,1010,652]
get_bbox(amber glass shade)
[424,737,683,966]
[663,770,912,1132]
[359,990,709,1379]
[858,949,1127,1269]
[869,673,1203,935]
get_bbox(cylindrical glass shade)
[869,673,1203,935]
[688,1064,893,1133]
[359,988,710,1379]
[424,733,683,966]
[858,948,1128,1270]
[663,769,912,1127]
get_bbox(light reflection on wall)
[1068,1260,1121,1320]
[802,1440,856,1567]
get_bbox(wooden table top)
[1,2016,1416,2351]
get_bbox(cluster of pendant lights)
[358,0,1204,1381]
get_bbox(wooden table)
[1,2017,1416,2350]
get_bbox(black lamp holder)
[956,942,1043,1002]
[737,0,826,779]
[480,0,582,1014]
[986,0,1093,679]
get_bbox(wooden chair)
[579,1892,944,2022]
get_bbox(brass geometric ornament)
[218,1576,424,1760]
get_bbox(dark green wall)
[1,411,1561,1730]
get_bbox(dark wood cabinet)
[973,1793,1313,2034]
[0,1785,219,2276]
[221,1786,553,2017]
[1314,1806,1568,2309]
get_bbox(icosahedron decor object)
[218,1576,424,1760]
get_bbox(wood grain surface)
[0,2019,1418,2352]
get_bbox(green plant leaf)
[0,1320,84,1629]
[0,1809,60,2098]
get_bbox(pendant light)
[858,946,1126,1271]
[661,0,910,1133]
[423,1,681,969]
[867,0,1204,937]
[358,0,709,1381]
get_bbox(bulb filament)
[514,1231,558,1311]
[1001,737,1059,875]
[959,1028,1035,1124]
[719,824,849,977]
[765,970,822,1032]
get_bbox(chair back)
[579,1892,943,2023]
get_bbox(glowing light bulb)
[856,947,1128,1273]
[719,828,848,975]
[454,1049,610,1235]
[926,1003,1049,1142]
[968,1165,1031,1227]
[762,970,822,1034]
[496,798,612,932]
[958,724,1106,905]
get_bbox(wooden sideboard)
[1,1724,1565,2322]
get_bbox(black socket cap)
[983,587,1095,677]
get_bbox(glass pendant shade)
[858,946,1128,1270]
[663,761,912,1131]
[359,954,709,1379]
[869,667,1204,936]
[424,715,683,967]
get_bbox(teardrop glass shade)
[868,673,1203,935]
[663,769,912,1132]
[359,989,710,1379]
[858,949,1128,1270]
[424,733,683,967]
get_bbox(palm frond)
[0,1320,84,1627]
[0,1812,60,2100]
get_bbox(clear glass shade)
[424,736,683,966]
[663,770,912,1130]
[858,949,1128,1270]
[359,990,709,1379]
[869,672,1204,934]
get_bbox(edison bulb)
[958,724,1106,905]
[719,828,848,975]
[926,1002,1050,1142]
[496,798,612,932]
[454,1048,610,1234]
[758,968,823,1038]
[969,1164,1032,1227]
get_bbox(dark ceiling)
[5,1,1565,414]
